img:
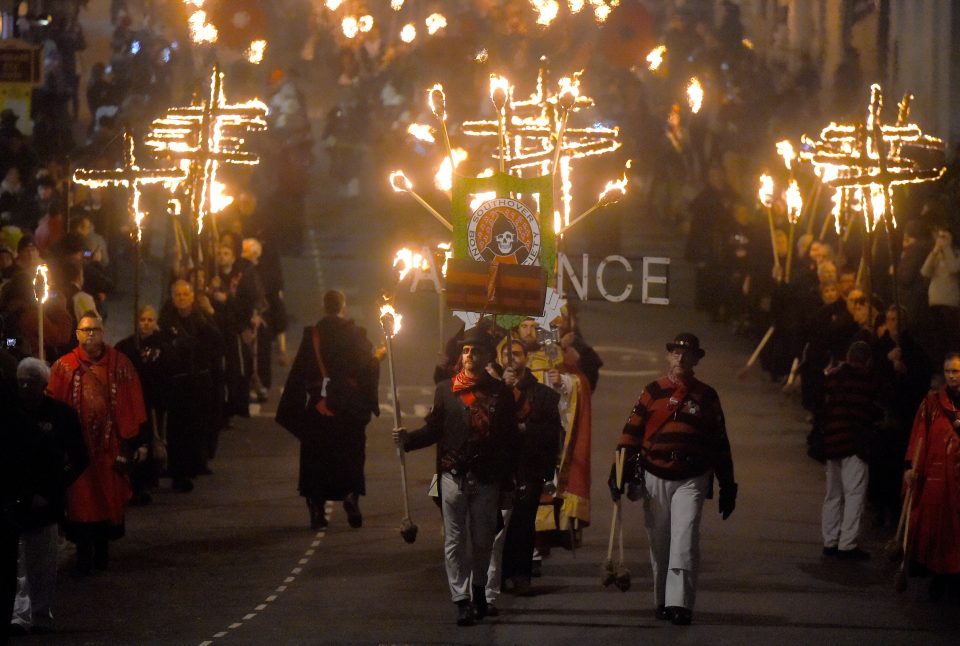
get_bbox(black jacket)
[513,371,563,484]
[405,374,519,485]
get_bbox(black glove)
[719,482,738,520]
[608,462,623,501]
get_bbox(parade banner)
[449,171,557,328]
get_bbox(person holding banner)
[611,333,737,625]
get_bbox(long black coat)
[276,317,380,500]
[513,371,563,485]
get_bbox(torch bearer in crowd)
[784,179,803,283]
[33,263,49,362]
[757,173,781,277]
[489,74,510,173]
[380,303,418,544]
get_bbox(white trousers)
[11,524,60,629]
[821,455,868,551]
[440,472,500,603]
[643,472,710,610]
[485,508,513,603]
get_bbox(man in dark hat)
[610,333,737,626]
[393,327,519,627]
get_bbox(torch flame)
[593,2,612,23]
[557,76,580,111]
[568,0,586,13]
[758,173,774,207]
[400,23,417,43]
[531,0,560,26]
[554,210,562,234]
[428,83,446,120]
[599,173,628,205]
[210,180,233,214]
[687,77,704,114]
[390,0,404,10]
[785,179,803,223]
[426,13,447,35]
[358,15,374,32]
[326,0,343,10]
[475,48,488,63]
[188,9,218,44]
[389,171,412,192]
[380,304,402,336]
[244,40,266,64]
[434,147,468,192]
[34,263,50,304]
[776,139,797,171]
[489,74,510,111]
[342,16,359,39]
[437,242,452,278]
[393,248,430,282]
[407,123,436,143]
[646,45,666,71]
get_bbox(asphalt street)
[14,194,960,646]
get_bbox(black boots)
[343,493,362,528]
[455,599,474,626]
[306,498,327,530]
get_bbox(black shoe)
[343,494,362,528]
[485,604,499,617]
[472,586,488,619]
[456,600,475,626]
[307,499,328,530]
[669,606,692,625]
[655,605,673,621]
[837,547,870,561]
[822,546,839,557]
[530,560,542,578]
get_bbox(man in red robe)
[47,312,146,576]
[904,352,960,599]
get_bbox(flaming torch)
[560,168,628,235]
[646,45,666,71]
[428,83,456,176]
[552,76,580,177]
[389,171,453,231]
[687,77,704,114]
[490,74,510,173]
[784,179,803,282]
[33,264,49,362]
[757,173,780,275]
[379,303,418,544]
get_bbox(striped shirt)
[618,376,735,484]
[819,363,880,460]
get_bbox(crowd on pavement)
[3,0,960,640]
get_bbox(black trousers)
[502,481,544,582]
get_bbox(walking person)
[818,341,881,560]
[393,328,519,626]
[611,333,737,625]
[47,312,146,576]
[276,290,380,530]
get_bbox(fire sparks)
[758,173,774,207]
[34,263,49,304]
[407,123,435,143]
[393,248,430,282]
[776,139,797,171]
[400,23,417,43]
[646,45,666,71]
[686,77,704,114]
[379,304,402,336]
[389,171,412,192]
[434,147,468,191]
[785,179,803,223]
[244,40,266,64]
[426,13,447,35]
[342,16,359,39]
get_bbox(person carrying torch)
[393,327,519,627]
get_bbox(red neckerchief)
[452,371,479,394]
[451,372,492,437]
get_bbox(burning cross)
[146,64,267,233]
[802,83,945,232]
[73,130,186,242]
[461,58,621,226]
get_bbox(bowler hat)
[461,327,495,356]
[666,333,705,358]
